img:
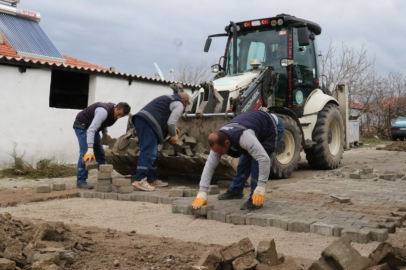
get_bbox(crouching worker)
[192,110,285,210]
[74,102,131,189]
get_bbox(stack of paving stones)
[187,237,293,270]
[96,164,114,193]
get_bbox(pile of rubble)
[189,235,406,270]
[379,142,406,152]
[0,213,91,270]
[349,167,406,181]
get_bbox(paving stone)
[207,210,227,223]
[193,142,209,154]
[232,251,258,270]
[93,192,105,200]
[37,185,51,193]
[246,215,268,227]
[97,185,112,193]
[172,203,192,215]
[117,194,132,201]
[196,250,222,268]
[99,164,113,173]
[131,194,145,202]
[308,257,335,270]
[80,191,93,198]
[85,160,98,170]
[0,258,16,269]
[201,205,214,215]
[208,185,220,195]
[367,228,389,242]
[145,195,159,204]
[183,189,198,197]
[321,235,371,270]
[220,238,254,262]
[368,242,394,266]
[377,222,396,233]
[287,219,314,232]
[270,218,290,231]
[342,227,371,243]
[256,239,279,266]
[115,186,133,194]
[169,189,184,197]
[183,145,194,156]
[363,168,373,174]
[104,193,118,200]
[52,183,65,191]
[158,196,175,204]
[365,263,390,270]
[330,195,350,203]
[384,174,396,180]
[310,222,343,237]
[97,172,112,180]
[350,171,361,179]
[384,171,396,175]
[98,179,112,186]
[113,178,131,186]
[226,214,246,225]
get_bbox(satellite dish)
[154,62,164,80]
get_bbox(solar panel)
[0,12,64,62]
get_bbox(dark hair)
[208,132,228,147]
[116,102,131,115]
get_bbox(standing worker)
[192,110,285,210]
[73,102,131,189]
[132,90,190,191]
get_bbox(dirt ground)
[1,145,406,269]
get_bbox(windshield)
[225,27,287,75]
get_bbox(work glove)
[169,135,178,145]
[176,128,180,136]
[192,191,207,209]
[252,184,266,206]
[83,148,96,162]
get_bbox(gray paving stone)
[288,219,314,232]
[80,191,93,198]
[37,185,51,193]
[183,189,197,197]
[271,218,290,231]
[117,194,132,201]
[53,183,65,191]
[169,189,183,197]
[97,185,112,192]
[226,213,246,225]
[97,179,112,186]
[104,193,118,200]
[97,172,112,180]
[113,178,131,186]
[201,205,214,215]
[158,196,175,205]
[145,195,159,204]
[115,186,133,194]
[246,215,268,227]
[99,164,113,173]
[362,168,373,174]
[131,193,145,202]
[93,192,105,200]
[342,227,371,243]
[311,222,343,237]
[367,228,388,242]
[208,210,227,223]
[85,160,98,170]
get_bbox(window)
[49,70,89,109]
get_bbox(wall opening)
[49,69,89,109]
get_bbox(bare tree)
[175,59,213,85]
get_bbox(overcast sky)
[18,0,406,79]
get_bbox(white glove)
[252,184,266,206]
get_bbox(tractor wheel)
[305,103,344,169]
[269,115,302,179]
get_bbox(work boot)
[217,189,244,200]
[150,179,168,188]
[240,198,263,210]
[132,178,155,192]
[76,182,94,189]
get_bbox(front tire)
[269,115,302,179]
[305,103,344,169]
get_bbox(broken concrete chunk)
[232,252,258,270]
[256,239,279,266]
[196,250,222,268]
[184,136,197,145]
[350,171,361,179]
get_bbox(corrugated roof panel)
[0,12,64,61]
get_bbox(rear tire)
[305,103,344,169]
[269,115,302,179]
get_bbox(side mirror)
[211,64,221,73]
[204,38,212,52]
[297,27,310,46]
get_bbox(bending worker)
[73,102,131,189]
[132,91,190,191]
[192,110,285,210]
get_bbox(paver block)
[368,242,394,266]
[350,171,361,179]
[158,197,175,204]
[93,192,105,200]
[367,228,389,242]
[342,227,371,243]
[113,178,131,186]
[183,189,198,197]
[362,167,373,174]
[309,257,335,270]
[232,251,258,270]
[365,263,391,270]
[207,211,226,223]
[52,184,65,191]
[37,185,51,193]
[172,204,191,215]
[384,171,396,175]
[145,195,159,204]
[384,174,396,180]
[246,215,268,227]
[85,160,98,170]
[311,222,343,237]
[196,250,222,268]
[80,191,93,198]
[288,219,313,232]
[330,194,350,203]
[322,235,371,270]
[117,194,132,201]
[271,218,290,231]
[169,189,184,197]
[116,186,133,194]
[98,179,112,186]
[99,164,113,173]
[183,145,194,156]
[361,173,375,179]
[163,149,175,156]
[131,194,145,202]
[220,238,254,262]
[97,172,112,180]
[377,222,396,233]
[97,184,112,192]
[257,239,279,266]
[193,142,209,154]
[208,185,220,195]
[226,214,246,225]
[104,193,118,200]
[201,205,214,215]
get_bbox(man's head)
[208,132,230,155]
[114,102,131,119]
[179,92,190,107]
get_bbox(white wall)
[0,65,190,168]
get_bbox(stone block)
[129,138,139,149]
[287,219,313,232]
[183,145,194,156]
[184,136,197,145]
[169,189,184,197]
[308,257,335,270]
[117,194,132,201]
[363,167,373,174]
[163,149,175,156]
[85,160,98,170]
[384,174,396,180]
[208,185,220,195]
[201,205,214,216]
[97,185,112,193]
[104,193,118,200]
[80,191,93,198]
[311,222,343,237]
[0,258,16,270]
[37,185,51,193]
[365,263,391,270]
[159,197,175,205]
[97,172,112,180]
[116,186,133,194]
[246,215,268,227]
[350,172,361,179]
[220,238,253,262]
[196,250,222,268]
[183,189,197,197]
[368,242,394,266]
[145,195,159,204]
[97,179,112,186]
[193,142,209,154]
[207,211,226,223]
[52,183,65,191]
[257,239,279,266]
[238,237,255,254]
[321,235,371,269]
[232,252,258,270]
[113,178,131,186]
[342,227,371,243]
[367,228,389,242]
[226,214,246,225]
[172,204,191,215]
[361,173,375,179]
[131,194,145,202]
[384,171,396,175]
[271,218,290,231]
[330,195,350,203]
[93,192,105,200]
[99,164,113,173]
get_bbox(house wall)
[0,65,192,168]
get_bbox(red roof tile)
[0,35,19,58]
[63,55,109,71]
